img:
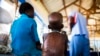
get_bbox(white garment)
[68,11,89,39]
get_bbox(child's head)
[19,2,34,18]
[48,12,63,31]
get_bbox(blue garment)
[69,35,90,56]
[10,14,41,56]
[18,0,25,3]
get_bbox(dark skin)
[48,13,63,31]
[69,16,76,31]
[43,32,67,56]
[25,9,34,18]
[43,12,68,56]
[49,14,63,24]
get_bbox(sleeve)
[31,20,40,42]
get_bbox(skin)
[68,16,76,32]
[43,13,68,56]
[43,32,67,56]
[25,9,34,18]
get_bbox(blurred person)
[68,11,90,56]
[42,12,68,56]
[10,2,41,56]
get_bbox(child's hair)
[19,2,34,14]
[48,12,64,31]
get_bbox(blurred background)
[0,0,100,56]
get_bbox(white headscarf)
[68,11,89,39]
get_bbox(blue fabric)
[69,35,90,56]
[18,0,25,3]
[10,14,41,56]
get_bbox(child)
[42,12,68,56]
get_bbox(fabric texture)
[10,14,41,56]
[68,11,90,56]
[70,35,90,56]
[68,11,89,39]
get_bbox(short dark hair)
[48,12,63,31]
[19,2,34,14]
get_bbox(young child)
[10,2,41,56]
[42,12,68,56]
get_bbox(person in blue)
[10,2,41,56]
[68,11,90,56]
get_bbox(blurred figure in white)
[68,11,90,56]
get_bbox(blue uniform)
[70,35,89,56]
[10,14,41,56]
